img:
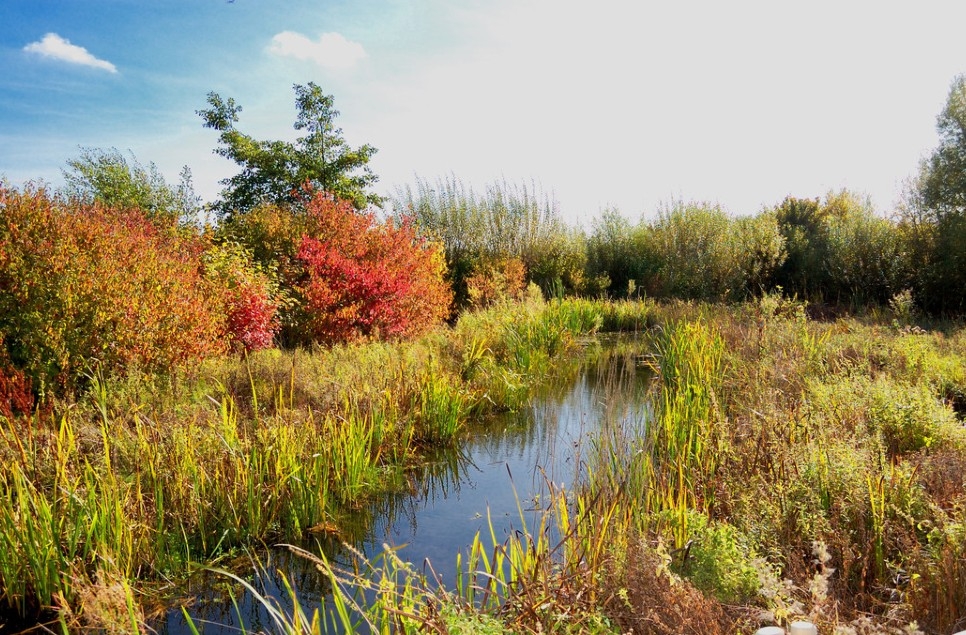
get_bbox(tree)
[920,75,966,217]
[913,75,966,311]
[62,147,202,226]
[198,83,381,217]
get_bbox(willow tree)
[62,147,201,226]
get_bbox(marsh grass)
[160,304,966,634]
[595,298,655,333]
[0,296,606,627]
[457,301,966,633]
[0,414,144,619]
[4,297,966,632]
[299,481,623,635]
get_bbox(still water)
[158,342,653,633]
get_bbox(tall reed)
[0,294,609,625]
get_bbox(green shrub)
[823,197,910,305]
[393,176,584,305]
[217,201,308,276]
[771,195,829,299]
[770,190,911,306]
[922,212,966,313]
[867,380,959,456]
[648,202,739,300]
[807,372,962,456]
[680,512,761,604]
[733,212,786,297]
[439,604,510,635]
[585,210,654,298]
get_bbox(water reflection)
[158,338,654,634]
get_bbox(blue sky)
[3,1,966,224]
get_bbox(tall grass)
[584,318,725,553]
[6,298,965,633]
[0,295,606,627]
[651,320,725,541]
[304,482,622,634]
[168,307,966,634]
[562,306,966,631]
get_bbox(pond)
[156,340,654,633]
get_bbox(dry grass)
[70,569,144,635]
[600,536,735,635]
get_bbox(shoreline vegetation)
[1,295,965,634]
[3,76,966,633]
[0,291,632,632]
[235,300,966,635]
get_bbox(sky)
[3,0,966,226]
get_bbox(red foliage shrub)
[203,242,281,352]
[295,193,452,344]
[0,340,33,419]
[0,185,226,395]
[226,289,278,351]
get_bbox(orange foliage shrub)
[295,193,452,344]
[465,256,527,308]
[218,201,309,282]
[0,186,226,395]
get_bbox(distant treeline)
[396,74,966,315]
[395,177,963,314]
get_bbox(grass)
[3,295,966,634]
[294,298,966,635]
[0,294,607,630]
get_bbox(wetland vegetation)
[3,77,966,633]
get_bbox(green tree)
[199,83,380,217]
[920,75,966,216]
[914,74,966,311]
[62,147,201,226]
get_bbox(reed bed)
[7,295,965,634]
[288,299,966,635]
[0,295,610,630]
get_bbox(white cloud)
[23,33,117,73]
[267,31,366,70]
